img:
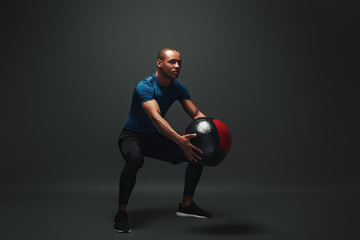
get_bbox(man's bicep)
[142,100,161,117]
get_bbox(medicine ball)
[184,117,231,166]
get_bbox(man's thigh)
[142,133,188,164]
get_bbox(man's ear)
[157,59,162,68]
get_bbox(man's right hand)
[177,134,203,163]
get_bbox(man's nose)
[175,62,180,68]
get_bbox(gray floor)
[1,183,359,240]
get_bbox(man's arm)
[181,99,206,120]
[142,100,202,162]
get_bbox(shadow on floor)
[129,208,175,228]
[128,208,267,236]
[187,222,265,235]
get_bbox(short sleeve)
[135,81,155,104]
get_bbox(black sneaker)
[176,201,212,218]
[113,211,131,233]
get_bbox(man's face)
[157,50,182,79]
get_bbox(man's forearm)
[193,111,206,120]
[146,106,203,162]
[149,114,182,145]
[181,100,206,120]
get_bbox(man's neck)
[156,70,172,88]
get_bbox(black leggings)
[118,129,203,205]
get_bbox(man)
[114,48,211,233]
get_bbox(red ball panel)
[212,119,231,152]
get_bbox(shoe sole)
[176,211,209,219]
[113,223,131,233]
[114,228,131,233]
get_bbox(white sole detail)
[114,228,131,233]
[113,223,131,233]
[176,211,208,219]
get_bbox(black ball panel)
[184,117,230,166]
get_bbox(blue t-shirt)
[123,73,191,133]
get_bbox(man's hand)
[142,99,204,163]
[177,133,203,163]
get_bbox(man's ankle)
[118,204,127,212]
[181,197,193,207]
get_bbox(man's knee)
[124,150,144,170]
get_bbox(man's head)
[157,48,182,79]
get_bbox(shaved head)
[157,48,180,60]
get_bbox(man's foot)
[113,211,131,233]
[176,201,212,218]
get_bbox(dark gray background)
[1,1,360,239]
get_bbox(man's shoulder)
[134,74,157,97]
[137,74,156,87]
